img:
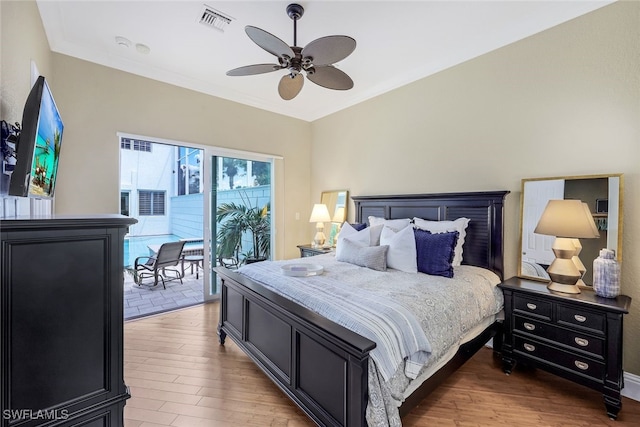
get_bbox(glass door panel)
[208,155,272,295]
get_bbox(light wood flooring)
[124,302,640,426]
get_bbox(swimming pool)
[123,234,181,267]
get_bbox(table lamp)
[572,202,601,287]
[309,203,331,248]
[534,199,600,294]
[331,206,345,247]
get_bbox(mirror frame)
[518,173,624,284]
[321,190,349,246]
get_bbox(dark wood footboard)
[217,267,376,427]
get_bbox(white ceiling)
[37,0,613,122]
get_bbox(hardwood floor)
[124,302,640,426]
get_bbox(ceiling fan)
[227,3,356,100]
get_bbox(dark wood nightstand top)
[297,244,333,257]
[498,276,631,314]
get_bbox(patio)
[123,267,204,320]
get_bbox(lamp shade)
[534,199,599,239]
[582,202,601,238]
[309,204,331,223]
[332,206,345,223]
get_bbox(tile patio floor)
[123,268,205,320]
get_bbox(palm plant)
[216,193,270,264]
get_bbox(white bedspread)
[236,254,503,426]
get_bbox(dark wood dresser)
[1,214,136,427]
[498,276,631,420]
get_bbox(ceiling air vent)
[199,5,233,32]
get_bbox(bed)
[216,191,509,426]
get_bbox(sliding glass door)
[207,154,273,297]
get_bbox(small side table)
[183,255,204,279]
[498,276,631,419]
[297,244,333,258]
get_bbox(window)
[138,190,165,216]
[121,138,152,152]
[120,191,130,216]
[177,146,202,195]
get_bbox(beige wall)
[0,0,53,121]
[0,1,312,260]
[51,54,311,259]
[311,1,640,375]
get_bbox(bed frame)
[216,191,509,426]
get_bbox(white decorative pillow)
[368,216,411,232]
[337,223,386,254]
[368,224,384,246]
[336,222,371,258]
[413,217,470,267]
[336,238,388,271]
[379,225,417,273]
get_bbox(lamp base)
[547,281,581,294]
[312,231,326,248]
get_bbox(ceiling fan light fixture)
[226,3,356,100]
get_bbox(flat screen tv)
[8,76,64,198]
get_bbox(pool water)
[123,234,181,267]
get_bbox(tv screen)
[8,76,64,198]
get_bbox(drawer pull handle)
[574,314,587,323]
[575,337,589,347]
[523,322,536,331]
[523,343,536,352]
[526,303,537,310]
[575,360,589,370]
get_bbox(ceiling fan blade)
[307,66,354,90]
[278,73,304,100]
[245,26,295,59]
[226,64,283,76]
[302,36,356,66]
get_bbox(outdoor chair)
[218,255,239,270]
[134,241,186,289]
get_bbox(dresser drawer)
[514,315,604,358]
[514,294,552,320]
[513,336,604,382]
[557,304,605,335]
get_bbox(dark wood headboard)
[352,191,509,279]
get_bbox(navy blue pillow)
[414,229,459,278]
[350,222,368,231]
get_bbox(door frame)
[118,132,280,302]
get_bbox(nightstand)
[498,277,631,420]
[297,244,333,257]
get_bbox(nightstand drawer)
[514,294,552,320]
[557,304,605,335]
[514,315,604,358]
[514,336,604,381]
[514,315,552,339]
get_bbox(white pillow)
[379,225,417,273]
[336,222,371,258]
[413,217,470,267]
[368,216,411,232]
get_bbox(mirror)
[321,190,349,246]
[519,174,623,285]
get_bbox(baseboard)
[623,371,640,402]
